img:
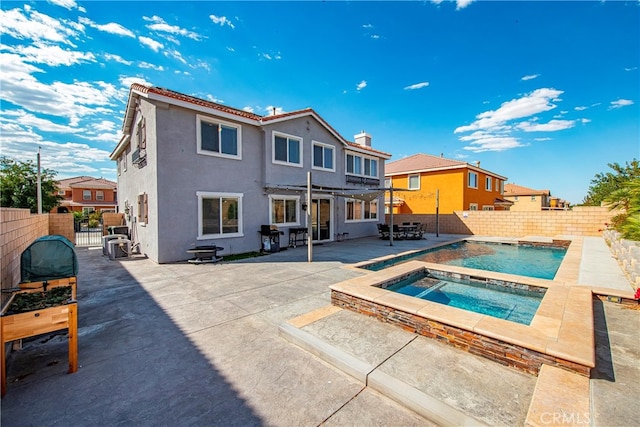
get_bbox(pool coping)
[330,238,596,376]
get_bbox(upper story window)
[469,203,478,211]
[531,195,536,201]
[468,172,478,189]
[138,193,148,225]
[273,132,302,167]
[197,115,241,159]
[482,205,494,211]
[408,174,420,190]
[384,178,391,188]
[312,141,334,171]
[96,191,104,201]
[136,117,146,150]
[197,191,243,239]
[485,177,492,191]
[346,153,378,178]
[83,190,91,200]
[495,179,500,192]
[346,199,378,222]
[270,195,299,225]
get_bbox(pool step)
[525,364,590,427]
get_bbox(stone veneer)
[330,259,595,377]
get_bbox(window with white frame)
[197,115,241,159]
[469,203,478,211]
[197,192,242,238]
[136,117,146,150]
[346,199,378,221]
[96,191,104,201]
[384,178,391,188]
[531,195,536,201]
[482,205,494,211]
[346,153,377,178]
[495,178,500,192]
[270,196,299,225]
[83,190,91,200]
[312,141,334,171]
[468,172,478,189]
[137,193,148,225]
[485,176,492,191]
[408,174,420,190]
[273,132,302,166]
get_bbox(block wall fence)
[1,208,74,306]
[386,206,613,238]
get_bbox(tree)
[605,177,640,240]
[582,159,640,206]
[0,156,63,213]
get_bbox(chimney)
[354,131,372,147]
[475,161,480,167]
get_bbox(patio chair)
[377,223,390,239]
[392,224,404,240]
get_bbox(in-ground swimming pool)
[363,240,568,279]
[383,270,546,325]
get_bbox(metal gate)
[74,217,103,246]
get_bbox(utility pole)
[37,147,42,214]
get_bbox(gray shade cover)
[20,235,78,283]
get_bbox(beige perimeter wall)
[1,208,74,306]
[386,206,613,237]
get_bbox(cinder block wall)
[0,208,49,306]
[386,206,613,237]
[49,213,74,243]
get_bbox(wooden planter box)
[1,282,78,397]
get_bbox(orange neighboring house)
[384,153,512,214]
[53,176,118,214]
[503,183,569,211]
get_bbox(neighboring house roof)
[504,183,550,196]
[385,153,507,180]
[111,84,391,160]
[58,176,117,190]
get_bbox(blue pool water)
[365,241,567,279]
[386,273,544,325]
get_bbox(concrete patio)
[1,235,637,426]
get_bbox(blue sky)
[1,0,638,204]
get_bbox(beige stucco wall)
[387,206,613,237]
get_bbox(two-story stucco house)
[503,183,569,211]
[384,153,512,214]
[54,176,118,214]
[109,84,391,263]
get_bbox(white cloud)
[356,80,367,91]
[454,88,563,133]
[456,0,475,10]
[581,118,591,124]
[243,106,255,113]
[7,43,96,67]
[521,74,539,81]
[404,81,430,90]
[210,15,235,29]
[139,36,164,52]
[624,66,638,72]
[574,106,588,111]
[609,99,634,109]
[463,135,525,153]
[205,94,224,104]
[119,76,153,88]
[49,0,78,10]
[3,109,79,133]
[104,53,132,65]
[78,17,135,38]
[517,119,575,132]
[0,7,79,45]
[139,61,165,71]
[371,34,381,39]
[362,24,373,29]
[143,15,203,40]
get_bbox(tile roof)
[385,153,468,174]
[58,176,117,189]
[504,183,550,196]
